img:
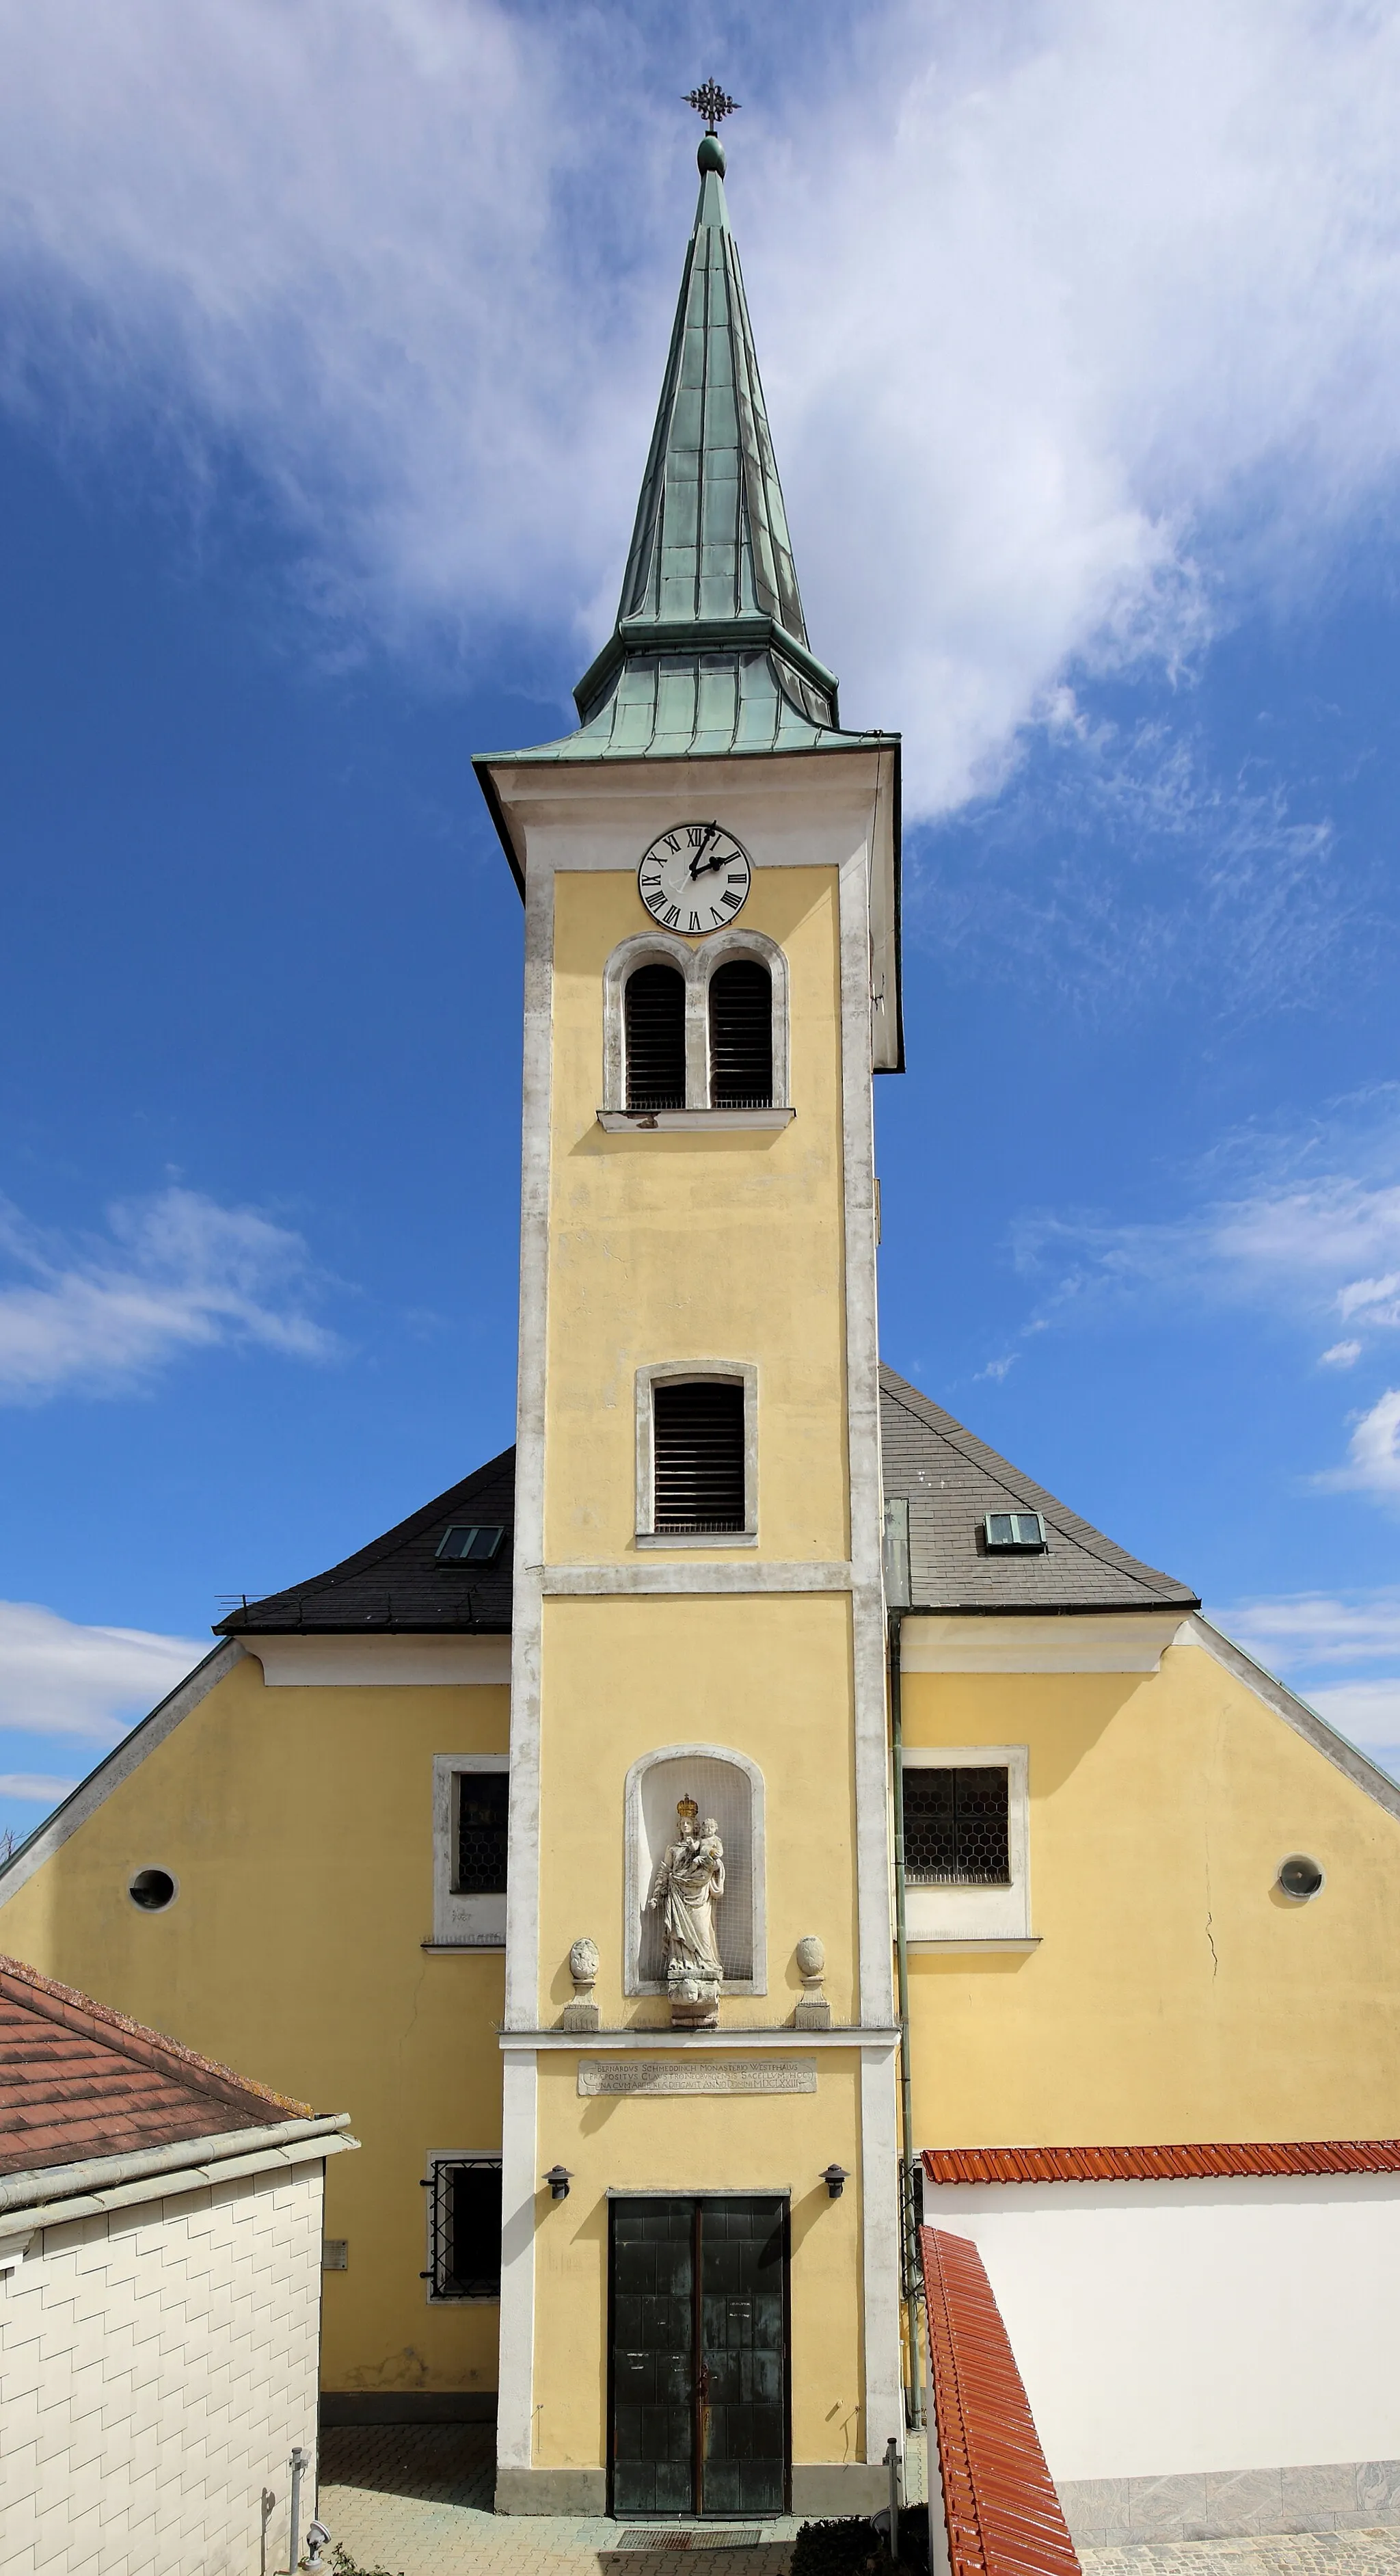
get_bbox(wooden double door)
[609,2196,790,2518]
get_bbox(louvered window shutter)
[625,964,686,1110]
[653,1380,746,1532]
[708,959,773,1108]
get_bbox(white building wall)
[928,2172,1400,2528]
[1,2158,324,2576]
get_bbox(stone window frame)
[901,1744,1032,1948]
[622,1740,768,1997]
[634,1359,759,1550]
[431,1753,509,1947]
[601,929,791,1115]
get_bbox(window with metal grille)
[708,959,773,1108]
[625,964,686,1110]
[422,2158,502,2299]
[903,1767,1010,1885]
[455,1770,509,1894]
[654,1379,746,1532]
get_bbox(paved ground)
[317,2431,1400,2576]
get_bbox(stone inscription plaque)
[577,2058,817,2097]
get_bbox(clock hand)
[688,824,720,880]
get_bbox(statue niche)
[648,1796,725,2028]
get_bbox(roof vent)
[436,1526,505,1566]
[984,1511,1046,1553]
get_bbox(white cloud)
[0,1602,203,1742]
[0,1772,78,1807]
[0,1186,339,1401]
[1216,1593,1400,1670]
[1304,1680,1400,1749]
[1318,1390,1400,1502]
[975,1355,1019,1383]
[1,5,1400,807]
[1017,1089,1400,1353]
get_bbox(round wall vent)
[127,1866,178,1913]
[1277,1853,1325,1902]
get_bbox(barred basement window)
[654,1379,746,1532]
[625,963,686,1111]
[904,1767,1010,1885]
[422,2157,502,2300]
[455,1771,509,1894]
[709,958,774,1108]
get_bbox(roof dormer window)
[984,1511,1047,1552]
[436,1526,505,1565]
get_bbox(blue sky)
[1,0,1399,1833]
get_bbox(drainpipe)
[288,2445,309,2575]
[883,1498,925,2435]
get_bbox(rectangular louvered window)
[708,959,773,1108]
[653,1379,746,1533]
[903,1766,1010,1885]
[625,963,686,1111]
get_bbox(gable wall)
[0,1651,509,2399]
[902,1630,1400,2145]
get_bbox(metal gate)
[609,2196,790,2518]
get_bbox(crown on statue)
[675,1796,699,1822]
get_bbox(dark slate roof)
[214,1446,515,1636]
[214,1375,1194,1637]
[0,1954,309,2177]
[878,1365,1198,1614]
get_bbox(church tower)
[475,103,905,2517]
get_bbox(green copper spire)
[484,107,894,765]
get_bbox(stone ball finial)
[795,1935,826,1985]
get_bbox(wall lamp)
[821,2164,850,2200]
[543,2165,574,2201]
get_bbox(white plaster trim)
[861,2041,906,2470]
[424,2147,503,2305]
[900,1612,1188,1675]
[634,1360,759,1542]
[433,1753,510,1946]
[251,1635,511,1686]
[902,1744,1031,1944]
[837,846,894,2036]
[623,1742,767,1996]
[0,1639,245,1911]
[505,860,554,2030]
[580,2057,813,2095]
[1183,1615,1400,1822]
[597,1108,795,1132]
[500,2027,900,2051]
[540,1560,852,1595]
[496,2048,539,2474]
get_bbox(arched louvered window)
[708,959,773,1108]
[625,964,686,1111]
[653,1379,746,1532]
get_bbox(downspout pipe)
[888,1593,924,2432]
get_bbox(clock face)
[636,822,751,934]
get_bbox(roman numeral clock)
[637,821,751,933]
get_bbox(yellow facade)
[545,866,850,1577]
[902,1635,1400,2147]
[0,1654,510,2399]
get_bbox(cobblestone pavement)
[1081,2537,1400,2576]
[317,2427,800,2575]
[319,2433,1400,2576]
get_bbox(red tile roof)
[920,2225,1081,2576]
[0,1954,312,2179]
[924,2140,1400,2186]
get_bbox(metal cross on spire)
[684,80,740,135]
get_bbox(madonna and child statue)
[647,1796,725,2028]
